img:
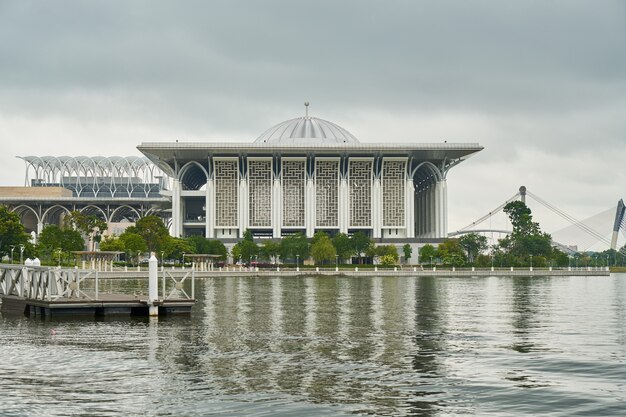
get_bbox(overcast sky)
[1,1,624,249]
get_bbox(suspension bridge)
[449,186,626,256]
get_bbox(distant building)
[1,105,482,252]
[138,104,482,243]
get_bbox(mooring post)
[148,253,158,316]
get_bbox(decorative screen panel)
[215,160,238,227]
[382,160,406,227]
[282,160,305,227]
[248,160,272,227]
[349,160,372,227]
[315,160,339,227]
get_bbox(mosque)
[138,103,483,243]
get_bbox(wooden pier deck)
[0,265,196,318]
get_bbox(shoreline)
[94,267,611,279]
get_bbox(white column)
[440,179,448,237]
[339,178,349,234]
[238,178,247,238]
[272,179,282,238]
[171,179,182,237]
[406,179,415,238]
[430,186,436,238]
[205,178,214,239]
[372,178,381,238]
[305,178,315,238]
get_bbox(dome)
[254,103,359,144]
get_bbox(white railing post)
[192,270,195,300]
[148,253,158,316]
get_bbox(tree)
[36,224,84,264]
[402,244,412,264]
[206,240,228,261]
[99,236,124,252]
[499,201,557,265]
[375,245,399,265]
[352,231,373,264]
[437,239,466,266]
[260,240,280,263]
[310,232,336,264]
[119,232,148,264]
[0,205,31,260]
[163,237,194,263]
[332,233,354,263]
[459,233,488,264]
[65,210,107,251]
[231,230,259,264]
[419,244,437,264]
[279,232,310,261]
[128,215,170,252]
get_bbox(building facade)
[138,107,482,242]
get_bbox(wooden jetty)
[0,264,196,318]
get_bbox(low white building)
[138,105,482,245]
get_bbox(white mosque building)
[138,104,483,244]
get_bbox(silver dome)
[255,105,359,144]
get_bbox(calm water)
[1,274,625,416]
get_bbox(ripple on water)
[1,274,625,416]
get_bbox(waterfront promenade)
[95,266,610,278]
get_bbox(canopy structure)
[184,254,223,271]
[18,156,166,198]
[72,251,124,271]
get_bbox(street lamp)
[529,254,533,270]
[335,254,339,271]
[19,244,25,264]
[56,248,62,267]
[430,256,433,266]
[10,245,15,264]
[296,254,300,271]
[161,251,165,266]
[182,252,186,269]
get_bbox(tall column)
[171,179,182,237]
[272,179,282,238]
[406,180,415,238]
[339,178,349,234]
[238,178,248,238]
[305,178,315,238]
[372,178,382,238]
[438,179,448,238]
[205,179,214,239]
[430,186,436,238]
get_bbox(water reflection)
[1,275,626,416]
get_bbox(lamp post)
[182,252,186,269]
[529,254,533,271]
[491,254,494,271]
[161,251,165,271]
[335,254,339,271]
[10,245,15,264]
[56,248,62,267]
[430,256,433,266]
[19,244,25,264]
[296,254,300,272]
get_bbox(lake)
[1,274,625,416]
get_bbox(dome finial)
[304,101,310,118]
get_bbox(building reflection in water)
[166,276,458,415]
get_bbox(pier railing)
[162,270,195,301]
[0,265,99,301]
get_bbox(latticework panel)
[214,160,238,227]
[382,160,406,227]
[349,160,372,227]
[282,160,305,227]
[248,160,272,227]
[315,160,339,227]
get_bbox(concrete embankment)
[95,268,611,279]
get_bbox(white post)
[148,253,158,317]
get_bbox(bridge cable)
[456,192,520,232]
